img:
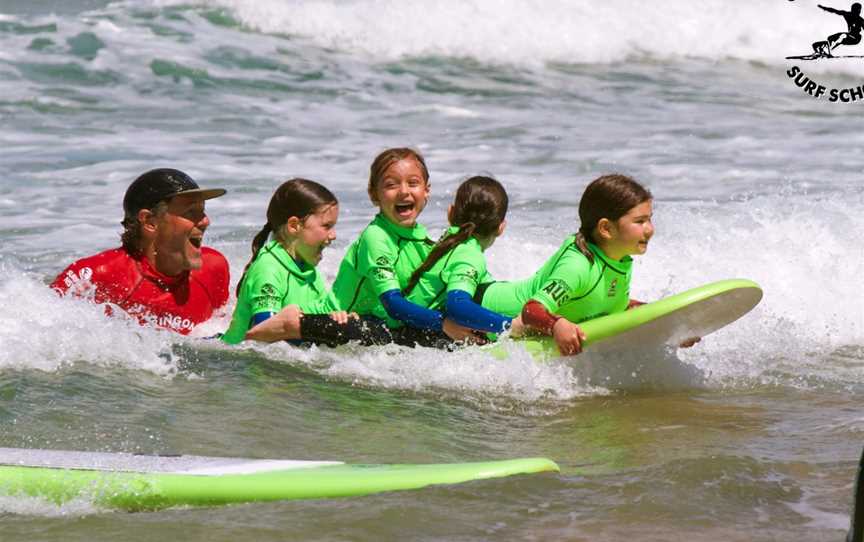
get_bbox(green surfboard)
[492,279,762,361]
[0,448,559,511]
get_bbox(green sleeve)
[530,249,591,313]
[443,242,486,297]
[243,265,288,315]
[302,274,341,314]
[356,227,401,296]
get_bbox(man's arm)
[819,5,844,15]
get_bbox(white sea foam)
[0,267,184,376]
[145,0,864,75]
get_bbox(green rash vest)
[480,237,632,323]
[406,226,489,311]
[331,213,434,327]
[221,240,339,344]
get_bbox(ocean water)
[1,0,863,540]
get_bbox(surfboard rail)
[0,448,559,511]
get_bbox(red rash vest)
[50,247,229,335]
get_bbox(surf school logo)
[373,256,395,280]
[251,283,280,312]
[454,267,479,285]
[786,1,864,102]
[607,279,618,298]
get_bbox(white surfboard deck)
[0,447,341,476]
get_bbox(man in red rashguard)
[51,168,230,335]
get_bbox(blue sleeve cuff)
[379,289,443,331]
[251,311,274,327]
[445,290,511,333]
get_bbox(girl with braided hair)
[404,176,515,337]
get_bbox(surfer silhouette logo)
[787,2,864,60]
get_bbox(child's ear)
[447,204,454,224]
[284,216,302,235]
[595,218,614,241]
[496,219,506,237]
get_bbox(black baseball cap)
[123,168,226,218]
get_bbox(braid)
[235,223,272,297]
[573,230,595,264]
[403,223,476,296]
[403,175,508,297]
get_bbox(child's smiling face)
[605,199,654,259]
[371,158,429,227]
[294,203,339,266]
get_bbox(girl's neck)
[278,237,306,268]
[595,239,626,261]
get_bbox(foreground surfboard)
[0,447,559,511]
[492,279,763,361]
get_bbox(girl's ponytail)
[236,223,272,297]
[404,223,475,296]
[573,229,594,264]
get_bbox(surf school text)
[787,66,864,103]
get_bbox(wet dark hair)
[574,174,652,263]
[236,178,338,297]
[120,201,167,256]
[367,148,429,203]
[404,176,508,295]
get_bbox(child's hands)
[442,318,478,343]
[509,315,525,338]
[679,336,701,348]
[328,311,356,324]
[552,318,586,356]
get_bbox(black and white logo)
[786,2,864,102]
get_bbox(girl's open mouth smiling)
[395,202,414,215]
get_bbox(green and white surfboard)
[493,278,763,361]
[0,447,559,511]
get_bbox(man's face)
[152,193,210,273]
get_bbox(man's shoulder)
[51,247,139,298]
[53,247,134,282]
[200,246,229,268]
[75,247,131,266]
[193,246,230,307]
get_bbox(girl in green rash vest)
[221,179,348,344]
[329,148,476,346]
[479,174,655,356]
[403,176,519,337]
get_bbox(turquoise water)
[1,0,863,540]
